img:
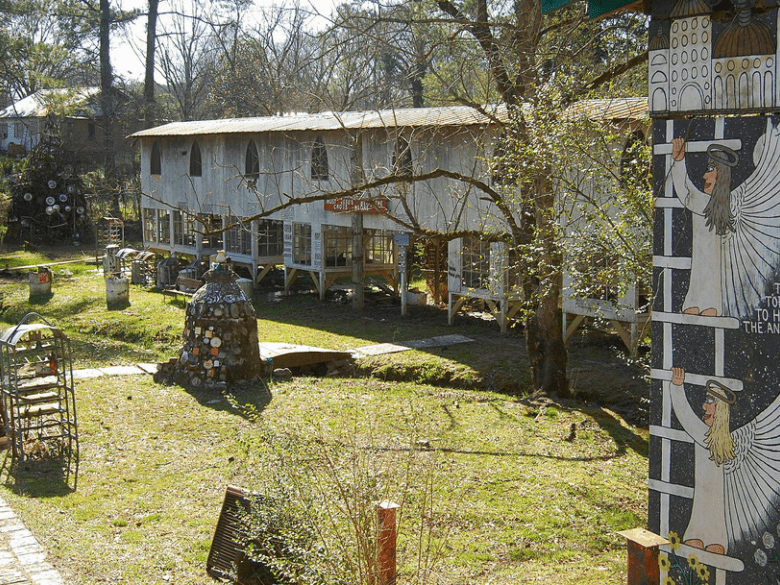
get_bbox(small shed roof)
[564,97,649,120]
[130,98,647,139]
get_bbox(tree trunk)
[144,0,160,128]
[521,174,570,398]
[99,0,115,172]
[352,212,364,310]
[525,281,569,398]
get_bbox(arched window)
[311,136,329,181]
[245,140,259,178]
[150,142,162,176]
[393,137,413,176]
[189,141,202,177]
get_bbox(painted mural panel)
[650,114,780,584]
[649,0,779,116]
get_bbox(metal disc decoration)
[5,130,91,245]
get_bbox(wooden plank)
[564,314,587,343]
[258,342,353,369]
[255,263,274,285]
[448,296,467,325]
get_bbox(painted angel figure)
[670,119,780,318]
[669,367,780,555]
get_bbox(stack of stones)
[156,265,264,389]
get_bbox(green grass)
[0,249,533,393]
[0,375,647,585]
[0,246,95,272]
[0,245,649,585]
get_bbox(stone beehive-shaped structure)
[160,265,263,389]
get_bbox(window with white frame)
[323,225,351,267]
[461,236,491,290]
[257,220,283,257]
[143,208,157,243]
[14,122,23,139]
[197,213,223,250]
[292,223,312,266]
[173,210,195,247]
[225,216,252,256]
[365,229,393,264]
[157,209,171,244]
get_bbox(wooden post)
[376,500,401,585]
[394,233,411,317]
[617,528,668,585]
[352,213,364,310]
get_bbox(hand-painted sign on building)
[651,95,780,585]
[545,0,780,578]
[649,0,779,116]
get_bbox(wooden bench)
[176,276,203,293]
[161,274,202,303]
[162,288,194,303]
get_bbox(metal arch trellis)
[0,312,79,489]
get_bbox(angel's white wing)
[723,119,780,319]
[724,391,780,545]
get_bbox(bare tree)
[143,0,160,127]
[205,4,334,116]
[156,0,217,120]
[319,1,437,110]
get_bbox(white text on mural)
[743,284,780,333]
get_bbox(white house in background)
[1,88,100,153]
[131,99,649,337]
[0,87,138,166]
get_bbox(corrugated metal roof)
[130,98,648,139]
[130,104,510,138]
[0,87,101,119]
[563,97,648,120]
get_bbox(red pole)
[618,528,669,585]
[376,501,401,585]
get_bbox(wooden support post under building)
[617,528,668,585]
[376,500,401,585]
[353,213,364,310]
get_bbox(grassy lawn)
[0,246,649,585]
